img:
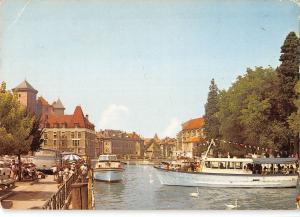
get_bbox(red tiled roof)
[45,106,94,130]
[182,117,204,130]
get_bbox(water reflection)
[94,165,300,210]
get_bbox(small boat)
[154,141,299,188]
[93,155,124,182]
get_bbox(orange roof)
[45,106,94,130]
[182,117,204,130]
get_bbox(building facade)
[12,80,97,159]
[144,135,176,159]
[12,80,38,113]
[97,130,144,159]
[41,106,97,159]
[175,117,206,158]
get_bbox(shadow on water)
[94,165,300,210]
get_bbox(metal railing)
[42,173,78,210]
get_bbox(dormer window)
[74,123,79,128]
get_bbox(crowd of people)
[0,160,40,181]
[51,161,89,185]
[0,157,90,185]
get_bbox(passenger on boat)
[289,165,294,174]
[190,163,195,172]
[262,166,268,175]
[220,163,225,169]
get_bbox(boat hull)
[93,168,124,182]
[154,167,298,188]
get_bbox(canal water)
[94,165,300,210]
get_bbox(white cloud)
[162,118,181,138]
[99,104,129,130]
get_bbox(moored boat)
[154,141,299,188]
[93,155,124,182]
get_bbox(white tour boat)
[154,141,299,188]
[93,155,124,182]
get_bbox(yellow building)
[176,117,206,158]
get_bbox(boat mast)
[204,139,215,159]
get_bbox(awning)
[253,158,298,164]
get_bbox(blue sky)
[0,0,299,138]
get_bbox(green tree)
[0,82,35,180]
[28,115,44,153]
[288,81,300,150]
[204,79,220,140]
[277,32,300,119]
[218,67,286,153]
[276,32,300,154]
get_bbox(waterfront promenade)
[1,175,58,209]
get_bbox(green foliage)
[28,115,44,152]
[217,67,286,151]
[288,81,300,136]
[277,32,300,121]
[203,32,300,156]
[0,82,35,156]
[204,79,220,140]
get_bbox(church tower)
[12,80,38,113]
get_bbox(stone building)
[144,134,161,159]
[96,130,144,159]
[160,137,177,159]
[41,105,97,159]
[144,135,176,159]
[175,117,206,158]
[12,80,97,159]
[12,80,38,113]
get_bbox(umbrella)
[62,154,81,161]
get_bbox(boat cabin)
[98,155,118,162]
[200,157,298,175]
[251,158,298,175]
[202,158,253,174]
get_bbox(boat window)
[98,155,117,161]
[205,161,211,168]
[235,162,242,169]
[108,155,117,161]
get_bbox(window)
[78,132,81,138]
[53,132,57,139]
[61,132,65,138]
[44,140,47,146]
[74,123,79,128]
[53,140,57,146]
[72,140,79,147]
[71,132,75,139]
[44,133,48,139]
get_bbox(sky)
[0,0,299,138]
